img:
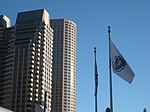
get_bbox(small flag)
[110,39,135,84]
[94,48,98,96]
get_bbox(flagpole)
[108,26,113,112]
[94,47,98,112]
[95,94,98,112]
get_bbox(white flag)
[110,39,135,84]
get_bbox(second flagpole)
[94,47,98,112]
[108,26,113,112]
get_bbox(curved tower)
[51,19,77,112]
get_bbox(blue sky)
[1,0,150,112]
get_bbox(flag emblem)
[114,56,126,72]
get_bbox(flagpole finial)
[108,26,111,34]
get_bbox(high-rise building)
[51,19,77,112]
[0,9,53,112]
[0,15,15,110]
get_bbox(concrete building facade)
[0,9,77,112]
[0,9,53,112]
[0,15,15,110]
[51,19,77,112]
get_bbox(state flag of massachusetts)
[110,39,135,84]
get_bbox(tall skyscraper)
[51,19,77,112]
[0,15,15,110]
[0,9,53,112]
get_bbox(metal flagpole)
[95,92,97,112]
[108,26,113,112]
[94,47,98,112]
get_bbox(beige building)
[51,19,77,112]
